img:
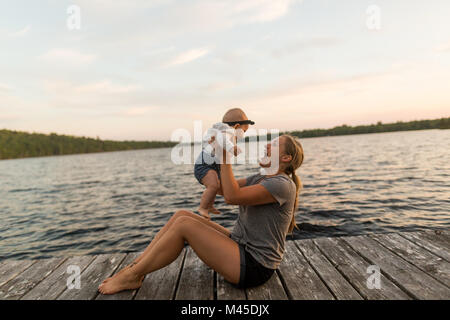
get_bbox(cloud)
[39,49,97,65]
[232,61,450,131]
[116,106,159,117]
[230,0,300,23]
[78,0,297,26]
[199,80,240,92]
[74,80,140,94]
[137,0,301,39]
[51,0,300,57]
[165,48,210,67]
[237,71,398,105]
[183,0,300,29]
[41,79,140,109]
[434,42,450,53]
[0,83,12,94]
[0,114,20,121]
[272,37,342,58]
[8,25,31,37]
[0,88,27,124]
[76,0,172,13]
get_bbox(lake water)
[1,129,449,260]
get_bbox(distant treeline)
[287,117,450,138]
[0,130,177,160]
[1,117,449,160]
[245,117,450,141]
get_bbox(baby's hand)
[208,136,215,144]
[233,145,242,156]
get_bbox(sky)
[0,0,449,141]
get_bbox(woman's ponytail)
[282,135,304,234]
[288,169,302,233]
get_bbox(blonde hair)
[281,134,304,234]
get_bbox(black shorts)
[194,152,221,184]
[235,243,275,289]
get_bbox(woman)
[98,134,304,294]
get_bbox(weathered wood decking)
[0,230,449,300]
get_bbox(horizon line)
[1,116,449,142]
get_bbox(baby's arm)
[231,145,241,156]
[203,127,218,154]
[215,130,237,155]
[230,134,242,156]
[203,127,217,144]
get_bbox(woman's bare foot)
[98,267,143,295]
[208,206,221,215]
[198,207,210,220]
[101,261,139,284]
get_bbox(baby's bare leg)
[198,170,220,219]
[208,177,222,214]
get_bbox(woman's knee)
[172,210,195,221]
[172,215,199,235]
[173,212,198,225]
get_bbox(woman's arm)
[220,162,277,206]
[217,178,245,196]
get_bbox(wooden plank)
[421,230,450,251]
[95,252,142,300]
[423,229,449,237]
[370,233,450,287]
[344,235,450,299]
[415,230,450,248]
[400,231,450,261]
[0,257,65,300]
[295,239,363,300]
[0,259,36,287]
[313,237,410,300]
[134,248,186,300]
[216,273,246,300]
[175,246,214,300]
[0,230,446,301]
[246,272,288,300]
[57,253,126,300]
[277,240,333,300]
[21,255,95,300]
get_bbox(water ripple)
[1,129,449,260]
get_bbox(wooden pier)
[0,230,449,300]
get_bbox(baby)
[194,108,255,219]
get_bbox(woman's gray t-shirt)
[230,172,296,269]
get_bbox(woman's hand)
[220,150,276,206]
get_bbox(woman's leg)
[134,210,230,264]
[98,216,240,295]
[102,210,231,282]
